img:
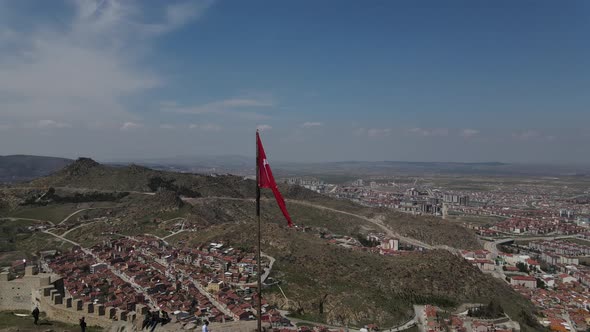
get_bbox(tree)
[467,300,504,319]
[318,293,329,315]
[516,262,529,273]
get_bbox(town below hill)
[4,157,589,331]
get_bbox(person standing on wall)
[79,317,87,332]
[32,306,40,325]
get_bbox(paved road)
[58,209,89,225]
[42,230,81,246]
[287,199,434,250]
[260,253,275,284]
[3,216,54,226]
[183,196,436,250]
[483,238,513,257]
[161,218,186,240]
[57,206,117,225]
[278,312,361,332]
[229,252,276,287]
[484,235,579,256]
[185,273,237,319]
[60,219,106,237]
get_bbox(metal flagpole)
[256,130,262,332]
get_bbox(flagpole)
[256,130,262,332]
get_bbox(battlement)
[0,266,143,328]
[38,284,143,328]
[0,267,52,311]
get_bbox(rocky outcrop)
[62,158,100,176]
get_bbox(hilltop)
[29,157,253,197]
[0,155,73,183]
[0,158,543,330]
[21,158,481,249]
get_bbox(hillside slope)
[1,159,542,330]
[29,158,253,197]
[23,158,482,249]
[170,223,541,331]
[0,155,73,183]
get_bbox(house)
[558,274,577,284]
[380,238,399,251]
[542,276,555,288]
[472,321,493,332]
[472,259,495,271]
[511,275,537,289]
[504,266,519,272]
[526,259,541,271]
[206,280,224,293]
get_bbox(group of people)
[141,311,172,331]
[139,311,212,332]
[32,307,86,332]
[33,305,212,332]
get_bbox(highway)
[484,235,579,256]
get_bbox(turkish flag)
[257,132,293,227]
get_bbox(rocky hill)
[23,158,482,250]
[29,158,253,197]
[171,222,541,331]
[0,155,73,183]
[0,158,543,331]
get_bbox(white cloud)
[0,0,210,126]
[409,128,449,137]
[301,122,323,128]
[0,28,15,43]
[24,119,71,129]
[512,130,557,142]
[353,127,367,136]
[512,130,539,140]
[162,98,273,119]
[367,128,392,137]
[159,101,178,108]
[461,129,480,138]
[189,123,222,131]
[256,124,272,132]
[164,1,214,32]
[120,122,143,131]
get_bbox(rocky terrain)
[0,158,543,330]
[171,222,540,331]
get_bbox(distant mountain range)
[2,154,588,184]
[123,156,590,179]
[0,155,73,183]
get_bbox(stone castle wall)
[0,266,51,311]
[0,266,144,329]
[35,283,146,328]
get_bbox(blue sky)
[0,0,588,163]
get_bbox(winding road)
[57,206,117,225]
[182,196,436,250]
[3,216,55,226]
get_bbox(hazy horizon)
[5,153,590,168]
[1,1,588,163]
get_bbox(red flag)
[257,131,293,227]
